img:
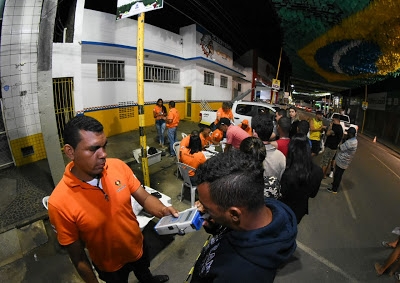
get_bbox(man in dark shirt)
[320,114,343,178]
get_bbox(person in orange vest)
[238,119,252,135]
[166,101,180,157]
[199,124,212,149]
[213,101,233,131]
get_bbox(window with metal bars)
[97,60,125,81]
[144,64,180,83]
[204,71,214,86]
[220,75,228,88]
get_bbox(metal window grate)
[119,101,135,119]
[220,75,228,88]
[204,71,214,86]
[98,60,125,81]
[144,64,180,83]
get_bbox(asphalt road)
[273,133,400,282]
[148,131,400,283]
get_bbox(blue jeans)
[167,127,177,156]
[155,120,166,145]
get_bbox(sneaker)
[327,188,337,194]
[329,171,334,178]
[395,272,400,281]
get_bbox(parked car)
[327,112,358,134]
[199,100,276,127]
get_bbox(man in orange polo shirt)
[199,124,212,149]
[238,119,252,135]
[166,101,180,157]
[213,101,233,130]
[210,124,224,145]
[48,115,178,283]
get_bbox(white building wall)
[51,8,243,113]
[194,66,232,101]
[82,9,183,58]
[1,0,42,141]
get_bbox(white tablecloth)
[131,186,172,230]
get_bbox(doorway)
[184,87,192,119]
[53,77,75,149]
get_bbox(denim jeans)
[167,127,177,156]
[155,120,166,145]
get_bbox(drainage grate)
[21,146,34,157]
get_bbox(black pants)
[332,165,345,192]
[93,241,155,283]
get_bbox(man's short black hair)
[218,118,231,127]
[251,113,274,142]
[297,120,309,135]
[169,101,175,107]
[196,150,265,212]
[347,127,357,137]
[277,109,287,117]
[63,115,103,149]
[278,116,291,135]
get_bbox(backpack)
[148,147,158,155]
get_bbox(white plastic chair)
[173,142,181,177]
[177,162,197,207]
[42,196,49,210]
[181,132,188,139]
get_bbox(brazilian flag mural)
[271,0,400,88]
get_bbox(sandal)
[375,262,383,276]
[382,241,394,248]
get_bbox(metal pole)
[361,85,367,134]
[137,12,150,186]
[272,47,283,104]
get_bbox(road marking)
[371,153,400,180]
[343,185,357,219]
[297,241,358,282]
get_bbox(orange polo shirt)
[200,133,212,148]
[238,123,252,135]
[211,129,224,144]
[48,159,143,272]
[167,108,180,128]
[214,107,233,125]
[180,147,207,176]
[180,135,190,148]
[153,105,165,121]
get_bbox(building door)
[53,78,75,148]
[185,87,192,119]
[0,99,14,168]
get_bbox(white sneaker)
[329,171,334,178]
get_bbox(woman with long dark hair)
[240,136,282,200]
[153,98,167,147]
[280,133,323,224]
[180,131,207,185]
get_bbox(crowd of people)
[48,100,362,283]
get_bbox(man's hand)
[161,206,179,218]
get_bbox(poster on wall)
[368,92,387,111]
[116,0,163,20]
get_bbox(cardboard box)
[132,147,162,166]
